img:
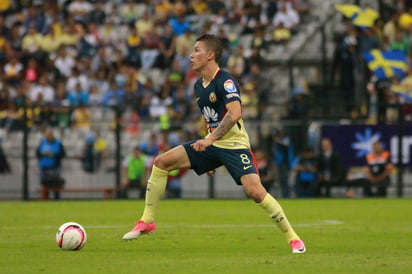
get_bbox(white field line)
[0,220,343,230]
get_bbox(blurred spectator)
[149,86,173,120]
[357,27,380,54]
[141,26,161,69]
[383,11,399,43]
[88,0,106,25]
[21,25,42,57]
[169,14,191,36]
[68,0,93,23]
[37,103,58,129]
[175,29,196,57]
[18,98,40,131]
[272,2,300,34]
[121,146,147,199]
[67,82,89,107]
[81,132,96,173]
[227,45,246,80]
[125,24,144,68]
[93,129,108,171]
[294,146,317,198]
[39,27,61,54]
[288,88,308,119]
[271,128,294,198]
[293,0,312,23]
[1,102,20,132]
[8,22,23,59]
[158,24,177,69]
[36,128,66,200]
[166,60,185,92]
[188,0,208,16]
[316,138,343,197]
[331,34,357,113]
[123,83,139,111]
[0,31,6,65]
[174,44,191,73]
[243,63,270,118]
[250,27,268,50]
[208,0,226,15]
[241,82,258,119]
[167,167,186,198]
[77,23,99,58]
[53,46,76,79]
[24,5,46,34]
[88,85,103,107]
[363,140,394,197]
[29,74,55,104]
[226,0,243,25]
[171,85,191,123]
[120,0,145,24]
[241,0,261,34]
[273,22,291,43]
[154,0,173,24]
[255,148,276,194]
[123,108,140,136]
[98,17,121,48]
[135,11,154,37]
[102,81,124,107]
[0,138,11,174]
[70,103,91,134]
[66,67,89,92]
[140,133,160,164]
[52,81,71,132]
[389,30,408,52]
[24,58,39,83]
[4,57,23,87]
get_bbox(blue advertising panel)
[321,124,412,167]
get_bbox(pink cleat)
[122,220,156,240]
[290,239,306,253]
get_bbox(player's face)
[190,41,211,72]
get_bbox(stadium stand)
[0,0,411,199]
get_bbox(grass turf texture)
[0,199,411,274]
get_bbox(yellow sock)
[141,165,168,223]
[258,193,300,242]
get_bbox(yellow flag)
[335,4,361,18]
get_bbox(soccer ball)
[56,222,87,251]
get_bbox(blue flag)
[363,50,408,80]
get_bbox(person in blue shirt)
[272,128,294,198]
[36,128,66,200]
[294,146,317,198]
[66,83,89,106]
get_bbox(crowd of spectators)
[331,0,412,124]
[0,0,312,137]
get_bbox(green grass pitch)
[0,199,411,274]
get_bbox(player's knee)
[153,154,166,169]
[153,154,174,171]
[244,185,266,203]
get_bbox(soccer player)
[123,34,306,253]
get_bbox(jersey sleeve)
[218,76,241,105]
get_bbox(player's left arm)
[191,101,241,152]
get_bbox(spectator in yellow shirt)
[39,27,61,53]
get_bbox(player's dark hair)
[196,34,223,63]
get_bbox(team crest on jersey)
[224,79,237,93]
[209,92,217,102]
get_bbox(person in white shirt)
[29,74,55,103]
[53,46,75,78]
[272,3,300,32]
[68,0,93,22]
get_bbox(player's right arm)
[191,100,241,151]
